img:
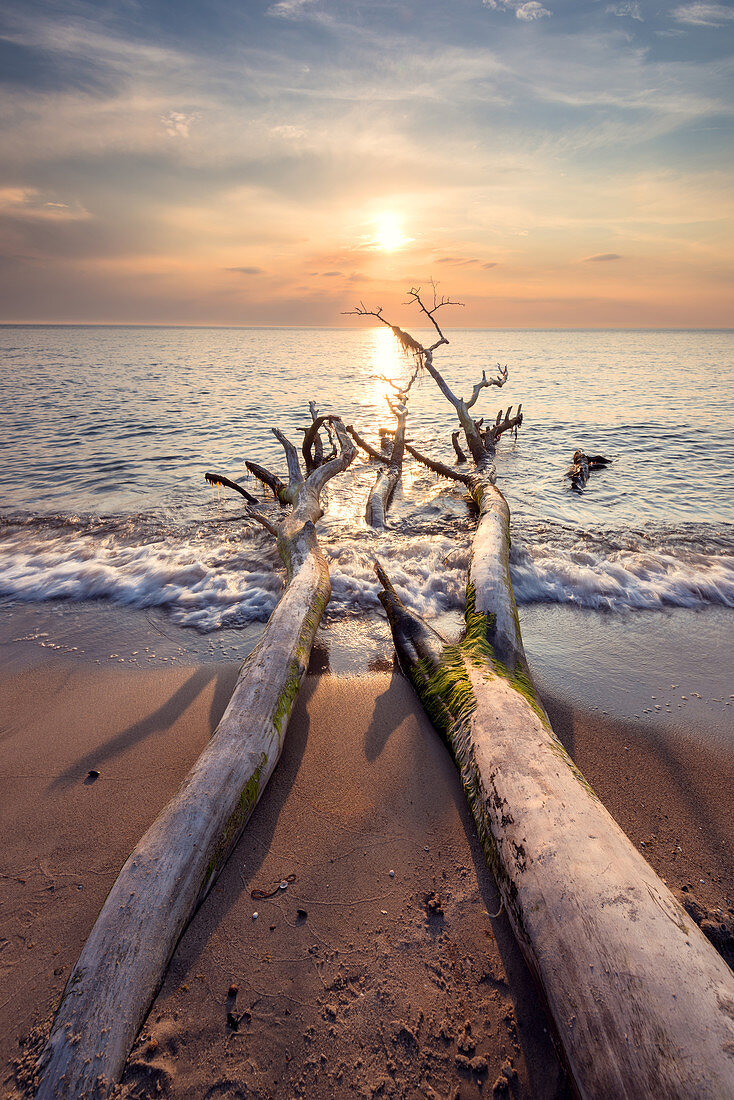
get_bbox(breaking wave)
[0,512,732,632]
[510,528,734,611]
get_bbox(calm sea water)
[1,325,733,654]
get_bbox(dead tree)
[359,290,734,1099]
[301,401,338,474]
[34,417,356,1099]
[567,449,611,492]
[345,354,420,529]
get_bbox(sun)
[375,213,407,252]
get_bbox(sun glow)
[375,213,407,252]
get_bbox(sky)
[0,0,732,327]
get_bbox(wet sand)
[2,660,732,1099]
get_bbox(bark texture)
[363,402,408,529]
[377,477,734,1099]
[35,420,356,1099]
[365,290,734,1099]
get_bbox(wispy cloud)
[266,0,319,20]
[606,2,643,20]
[436,256,480,266]
[0,187,89,220]
[0,0,731,325]
[161,111,199,138]
[483,1,552,21]
[671,3,734,27]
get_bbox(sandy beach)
[2,653,732,1099]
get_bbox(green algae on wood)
[363,288,734,1098]
[35,416,356,1100]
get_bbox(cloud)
[436,256,480,266]
[161,111,198,138]
[483,1,551,20]
[0,187,89,220]
[584,253,622,262]
[266,0,319,19]
[671,3,734,27]
[226,266,264,275]
[606,2,643,20]
[516,2,552,20]
[482,262,499,269]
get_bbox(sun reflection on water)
[364,325,418,410]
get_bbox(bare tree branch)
[405,282,464,342]
[302,410,339,473]
[346,285,513,472]
[307,418,357,498]
[245,460,288,505]
[205,472,258,504]
[345,424,385,462]
[465,365,509,409]
[451,430,467,464]
[304,401,324,469]
[486,404,523,447]
[246,509,278,537]
[272,427,304,488]
[403,441,473,485]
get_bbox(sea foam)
[1,513,732,632]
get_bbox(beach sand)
[2,658,733,1099]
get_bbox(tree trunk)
[364,404,407,529]
[35,423,356,1099]
[376,472,734,1099]
[349,285,734,1096]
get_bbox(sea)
[1,325,733,738]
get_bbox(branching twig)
[307,419,356,498]
[405,281,464,342]
[486,404,523,447]
[346,285,515,473]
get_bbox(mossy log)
[355,286,734,1097]
[34,420,356,1099]
[377,470,734,1098]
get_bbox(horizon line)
[1,322,733,333]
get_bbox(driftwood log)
[358,289,734,1099]
[364,400,407,527]
[347,403,408,528]
[343,359,420,529]
[567,449,611,491]
[34,418,356,1099]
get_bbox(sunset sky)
[1,0,732,327]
